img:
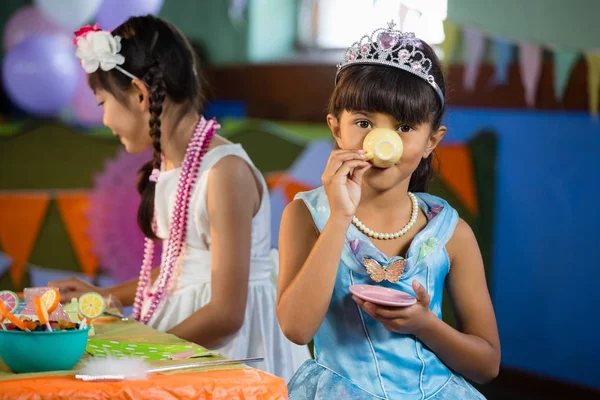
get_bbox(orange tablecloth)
[0,320,288,399]
[0,369,287,399]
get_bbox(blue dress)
[288,187,486,400]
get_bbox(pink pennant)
[519,42,543,107]
[399,4,409,28]
[463,27,486,92]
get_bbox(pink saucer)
[350,284,417,307]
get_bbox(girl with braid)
[51,15,309,380]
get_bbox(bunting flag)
[266,173,313,203]
[463,27,486,91]
[399,3,409,28]
[491,38,512,85]
[0,193,50,286]
[585,53,600,120]
[436,145,479,216]
[440,21,460,74]
[56,192,99,278]
[518,42,543,107]
[553,50,579,102]
[0,252,11,277]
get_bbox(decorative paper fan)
[88,149,162,282]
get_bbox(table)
[0,320,288,399]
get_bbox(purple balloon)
[71,69,104,126]
[3,6,67,51]
[95,0,164,30]
[2,35,80,116]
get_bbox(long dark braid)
[137,63,166,239]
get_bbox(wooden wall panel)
[205,60,589,122]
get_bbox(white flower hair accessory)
[73,24,139,80]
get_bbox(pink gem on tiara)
[378,32,398,50]
[412,63,422,71]
[361,46,369,53]
[399,50,410,60]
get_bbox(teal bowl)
[0,327,90,373]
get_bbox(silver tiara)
[335,21,444,106]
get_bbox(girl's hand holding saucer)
[353,280,435,336]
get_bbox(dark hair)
[88,15,207,239]
[328,40,446,193]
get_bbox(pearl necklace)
[132,117,218,324]
[352,192,419,240]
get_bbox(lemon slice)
[78,292,105,319]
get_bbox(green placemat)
[87,340,217,360]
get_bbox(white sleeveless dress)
[142,143,310,380]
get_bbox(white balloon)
[34,0,103,31]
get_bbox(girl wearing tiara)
[51,15,308,380]
[277,22,499,399]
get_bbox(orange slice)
[33,296,49,325]
[0,300,26,330]
[42,288,60,313]
[77,313,91,325]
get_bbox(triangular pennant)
[56,192,99,278]
[553,50,579,102]
[0,193,50,286]
[0,252,11,277]
[266,172,286,190]
[491,38,512,85]
[399,3,409,28]
[267,173,313,203]
[585,53,600,119]
[283,178,313,203]
[441,21,460,74]
[463,27,486,91]
[518,42,543,107]
[436,145,479,215]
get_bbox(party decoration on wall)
[436,145,479,215]
[268,188,288,249]
[491,38,512,85]
[286,140,333,188]
[518,42,542,107]
[56,192,98,278]
[440,21,460,74]
[87,149,162,282]
[0,193,50,286]
[585,53,600,119]
[438,23,595,115]
[265,140,332,248]
[229,0,249,27]
[399,3,409,27]
[2,35,79,116]
[34,0,102,31]
[95,0,165,30]
[463,27,486,92]
[3,5,66,51]
[553,50,579,102]
[0,252,12,277]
